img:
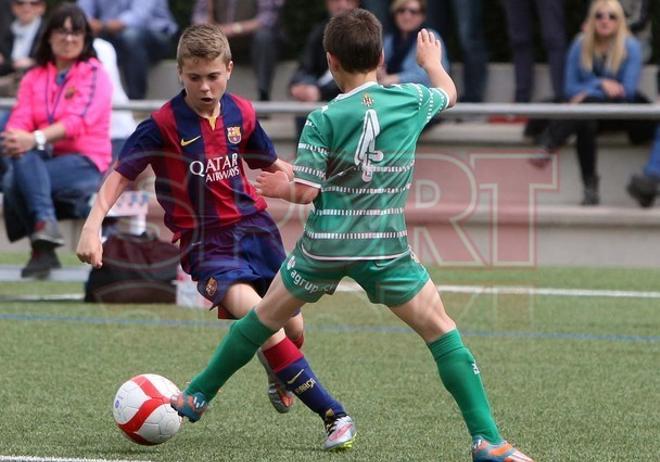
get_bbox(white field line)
[0,457,151,462]
[335,281,660,299]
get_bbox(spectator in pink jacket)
[1,3,112,278]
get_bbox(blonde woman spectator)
[535,0,649,206]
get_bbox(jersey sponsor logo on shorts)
[227,126,242,144]
[205,277,218,297]
[472,362,480,375]
[180,135,201,147]
[288,268,335,294]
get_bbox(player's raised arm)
[417,28,457,108]
[76,170,131,268]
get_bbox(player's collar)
[335,81,378,101]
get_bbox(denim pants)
[103,28,172,100]
[501,0,566,102]
[427,0,488,102]
[644,125,660,178]
[3,150,102,241]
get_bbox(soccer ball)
[112,373,182,445]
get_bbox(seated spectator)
[93,37,137,159]
[380,0,449,87]
[580,0,652,63]
[627,125,660,208]
[0,3,112,278]
[289,0,359,137]
[192,0,284,101]
[0,0,46,95]
[425,0,487,102]
[78,0,178,100]
[534,0,651,206]
[501,0,566,102]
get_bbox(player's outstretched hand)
[76,228,103,268]
[255,170,290,199]
[416,28,442,71]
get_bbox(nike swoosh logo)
[180,135,201,147]
[286,369,305,385]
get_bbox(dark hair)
[35,3,97,66]
[323,9,382,73]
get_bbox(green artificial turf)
[0,265,658,461]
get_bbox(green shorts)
[279,244,430,306]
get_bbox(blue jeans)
[0,110,10,191]
[103,28,173,99]
[501,0,566,102]
[427,0,488,102]
[644,125,660,178]
[3,150,102,241]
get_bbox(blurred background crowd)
[1,0,660,277]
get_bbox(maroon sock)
[290,333,304,350]
[261,337,303,372]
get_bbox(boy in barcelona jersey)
[170,10,535,461]
[76,24,356,451]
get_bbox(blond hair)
[176,24,232,68]
[581,0,629,73]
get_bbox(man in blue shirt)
[78,0,178,99]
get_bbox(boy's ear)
[326,51,339,72]
[379,50,385,67]
[226,60,234,79]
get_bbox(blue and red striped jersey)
[116,91,277,237]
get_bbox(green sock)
[187,309,275,401]
[428,329,503,444]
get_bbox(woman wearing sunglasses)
[535,0,649,206]
[379,0,448,87]
[1,3,112,278]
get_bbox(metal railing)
[2,97,660,119]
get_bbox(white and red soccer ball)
[112,373,182,445]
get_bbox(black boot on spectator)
[626,174,659,208]
[581,176,600,206]
[30,219,64,248]
[21,246,62,279]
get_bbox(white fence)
[2,97,660,120]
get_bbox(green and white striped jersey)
[293,81,449,260]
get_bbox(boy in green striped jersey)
[173,9,534,461]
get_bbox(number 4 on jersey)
[355,109,383,182]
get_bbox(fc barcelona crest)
[227,126,242,144]
[205,277,218,297]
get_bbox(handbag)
[84,232,179,303]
